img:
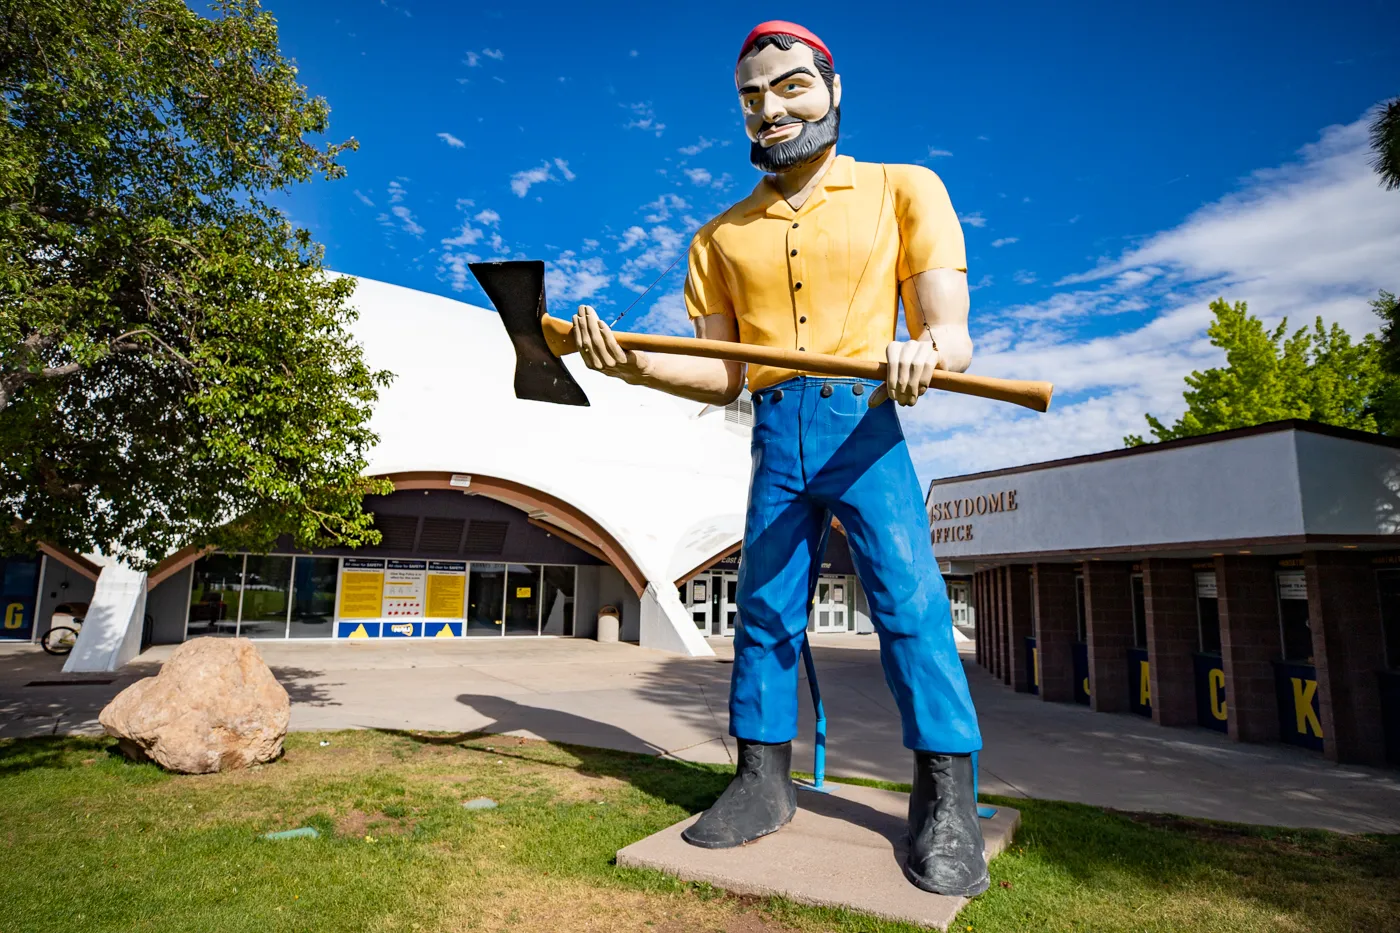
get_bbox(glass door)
[504,565,542,636]
[466,563,505,636]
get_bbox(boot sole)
[901,860,991,898]
[680,806,796,850]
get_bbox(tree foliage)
[1125,297,1385,446]
[1371,97,1400,191]
[0,0,391,565]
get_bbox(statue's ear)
[832,73,842,110]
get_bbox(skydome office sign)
[928,489,1020,546]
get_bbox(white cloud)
[474,209,501,226]
[629,49,639,57]
[546,251,611,303]
[679,137,716,156]
[353,189,375,207]
[387,180,407,204]
[991,237,1019,247]
[482,48,504,60]
[463,51,480,67]
[510,160,576,197]
[437,132,465,148]
[617,226,648,251]
[629,290,693,337]
[624,102,666,137]
[684,167,712,186]
[902,110,1400,488]
[959,211,987,228]
[442,220,483,248]
[928,147,954,158]
[1013,270,1038,285]
[642,193,688,223]
[390,204,424,236]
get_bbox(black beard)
[749,106,841,174]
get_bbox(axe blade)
[469,260,590,407]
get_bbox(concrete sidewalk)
[2,636,1397,833]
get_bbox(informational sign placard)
[1277,571,1308,601]
[515,586,532,599]
[382,621,422,638]
[339,558,385,620]
[425,561,466,619]
[1195,572,1217,600]
[384,559,426,617]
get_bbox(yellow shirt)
[684,154,967,392]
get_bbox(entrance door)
[710,573,738,637]
[948,581,972,627]
[809,576,850,632]
[685,577,711,634]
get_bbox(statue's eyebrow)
[738,66,816,95]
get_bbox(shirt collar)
[741,153,857,220]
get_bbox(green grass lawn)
[1,730,1397,933]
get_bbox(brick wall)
[1083,561,1135,713]
[1143,558,1198,727]
[1307,551,1387,765]
[1217,556,1281,745]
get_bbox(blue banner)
[1274,661,1323,751]
[1194,653,1228,733]
[337,621,381,639]
[1072,642,1090,705]
[381,621,422,638]
[0,557,39,641]
[1380,671,1400,767]
[1127,648,1151,717]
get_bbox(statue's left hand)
[872,331,939,407]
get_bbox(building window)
[1276,570,1312,663]
[239,555,293,638]
[1130,574,1146,648]
[290,557,339,638]
[187,553,245,638]
[1074,574,1086,643]
[1195,572,1221,655]
[1377,569,1400,670]
[466,563,506,636]
[541,566,576,636]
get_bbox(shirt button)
[794,282,802,290]
[799,316,807,323]
[790,249,798,257]
[798,347,805,351]
[792,222,799,229]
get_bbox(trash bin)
[596,605,620,644]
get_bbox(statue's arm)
[571,305,746,406]
[900,268,972,374]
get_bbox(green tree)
[1125,297,1384,446]
[1371,97,1400,191]
[0,0,391,566]
[1370,290,1400,434]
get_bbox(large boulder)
[100,637,290,774]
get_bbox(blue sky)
[269,0,1400,483]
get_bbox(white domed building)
[20,276,874,663]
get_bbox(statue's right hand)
[573,305,650,384]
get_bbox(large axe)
[470,260,1053,412]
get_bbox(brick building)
[929,421,1400,767]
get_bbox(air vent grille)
[464,520,509,555]
[724,399,754,426]
[375,514,420,551]
[418,517,466,553]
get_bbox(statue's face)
[736,41,842,173]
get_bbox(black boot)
[681,739,797,849]
[904,752,990,897]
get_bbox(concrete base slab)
[617,783,1020,931]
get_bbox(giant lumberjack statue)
[571,21,988,896]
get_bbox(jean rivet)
[852,384,865,397]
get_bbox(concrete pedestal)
[617,783,1020,931]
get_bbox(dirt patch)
[440,877,799,933]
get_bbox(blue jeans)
[731,376,981,754]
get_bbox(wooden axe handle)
[540,313,1053,413]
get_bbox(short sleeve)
[889,165,967,280]
[683,220,734,320]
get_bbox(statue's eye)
[786,83,798,91]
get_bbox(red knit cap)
[736,21,833,69]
